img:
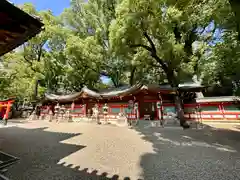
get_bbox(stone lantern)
[103,103,109,124]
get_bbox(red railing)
[40,101,240,121]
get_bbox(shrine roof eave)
[43,84,143,103]
[43,83,206,103]
[44,92,83,103]
[140,85,205,94]
[0,0,44,56]
[196,96,240,103]
[81,83,143,99]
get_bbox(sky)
[10,0,70,15]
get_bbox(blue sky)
[10,0,70,15]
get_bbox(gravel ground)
[0,121,239,180]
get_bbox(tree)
[201,31,240,96]
[2,3,70,99]
[229,0,240,40]
[62,0,140,87]
[198,0,240,96]
[1,2,105,100]
[16,3,57,100]
[109,0,223,127]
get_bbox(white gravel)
[0,121,239,180]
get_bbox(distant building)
[41,83,240,122]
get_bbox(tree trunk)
[166,71,189,128]
[229,0,240,41]
[111,77,118,87]
[33,79,39,101]
[129,66,136,86]
[130,31,189,128]
[174,93,185,125]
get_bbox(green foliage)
[110,0,227,85]
[1,0,240,101]
[201,31,240,95]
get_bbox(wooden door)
[140,102,157,120]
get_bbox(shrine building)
[41,83,240,122]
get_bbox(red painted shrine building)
[42,83,240,122]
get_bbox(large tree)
[198,0,240,96]
[62,0,153,87]
[109,0,223,127]
[3,0,240,117]
[16,3,57,100]
[1,3,106,100]
[2,4,70,99]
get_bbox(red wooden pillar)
[71,101,75,117]
[83,104,87,116]
[71,101,75,111]
[156,101,161,120]
[219,102,225,119]
[4,101,11,123]
[134,102,139,120]
[197,104,202,122]
[0,103,3,119]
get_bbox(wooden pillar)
[219,102,225,119]
[0,103,2,117]
[71,101,75,118]
[158,93,163,120]
[134,102,139,120]
[156,101,161,120]
[83,104,86,116]
[4,101,11,125]
[71,101,75,111]
[81,99,87,117]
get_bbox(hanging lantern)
[103,103,108,114]
[156,101,161,109]
[134,102,138,110]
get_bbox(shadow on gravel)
[133,122,240,180]
[233,125,240,130]
[0,127,125,180]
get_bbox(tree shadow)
[133,123,240,180]
[232,125,240,131]
[0,127,127,180]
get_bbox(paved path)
[0,121,239,180]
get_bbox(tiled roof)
[0,0,43,56]
[44,83,205,102]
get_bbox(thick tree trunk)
[174,94,186,126]
[131,31,190,128]
[166,71,189,128]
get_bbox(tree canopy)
[1,0,240,103]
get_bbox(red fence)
[41,101,240,121]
